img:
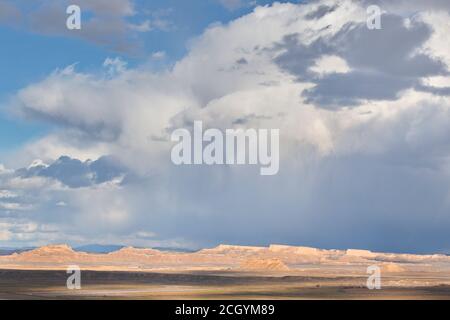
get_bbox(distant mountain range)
[0,244,195,255]
[0,248,35,256]
[0,245,123,255]
[74,244,125,253]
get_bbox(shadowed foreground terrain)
[1,269,450,300]
[1,244,450,299]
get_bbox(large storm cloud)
[1,0,450,253]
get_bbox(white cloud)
[423,77,450,89]
[0,229,12,241]
[103,57,128,76]
[420,10,450,70]
[0,190,17,199]
[310,55,351,76]
[151,51,166,60]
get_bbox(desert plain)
[0,244,450,299]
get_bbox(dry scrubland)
[0,244,450,299]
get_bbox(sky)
[0,0,450,253]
